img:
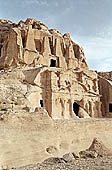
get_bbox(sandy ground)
[1,114,112,168]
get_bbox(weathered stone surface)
[43,157,66,164]
[79,137,112,159]
[0,18,102,119]
[0,67,101,119]
[62,153,75,162]
[98,71,112,81]
[0,18,88,70]
[0,118,112,168]
[88,138,112,156]
[98,72,112,117]
[0,18,111,169]
[46,146,58,155]
[79,150,98,159]
[14,156,112,170]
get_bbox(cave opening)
[73,102,80,116]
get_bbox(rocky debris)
[46,146,58,154]
[14,156,112,170]
[62,153,75,162]
[61,137,112,161]
[72,152,80,159]
[43,157,66,164]
[79,138,112,159]
[78,107,91,118]
[13,139,112,169]
[79,150,98,159]
[88,137,112,156]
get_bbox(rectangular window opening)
[57,57,59,67]
[50,59,56,67]
[40,100,43,107]
[109,104,112,112]
[22,38,25,48]
[0,45,2,56]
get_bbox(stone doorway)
[0,45,2,56]
[40,100,43,107]
[73,102,80,116]
[109,104,112,112]
[50,59,56,67]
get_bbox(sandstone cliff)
[98,72,112,117]
[98,71,112,81]
[0,18,102,119]
[0,18,112,169]
[0,18,88,70]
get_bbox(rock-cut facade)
[0,18,102,119]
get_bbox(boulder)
[62,153,75,162]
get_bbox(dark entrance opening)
[22,38,25,48]
[109,104,112,112]
[0,45,2,56]
[50,59,56,67]
[73,102,80,116]
[40,100,43,107]
[57,57,59,67]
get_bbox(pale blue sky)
[0,0,112,71]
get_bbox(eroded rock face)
[0,18,88,70]
[0,18,102,119]
[0,67,101,119]
[98,72,112,117]
[88,137,112,156]
[0,20,13,60]
[79,137,112,158]
[98,71,112,81]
